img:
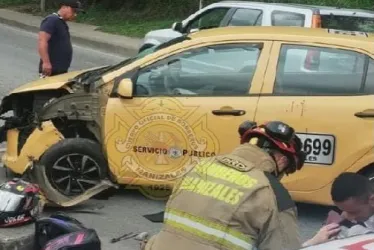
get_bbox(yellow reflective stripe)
[179,176,244,205]
[165,209,254,250]
[167,208,248,241]
[193,160,258,189]
[165,213,253,250]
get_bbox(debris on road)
[42,179,118,208]
[135,232,149,241]
[110,232,140,243]
[110,231,149,244]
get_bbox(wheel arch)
[38,92,106,144]
[346,147,374,179]
[357,163,374,178]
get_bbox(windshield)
[137,35,192,58]
[81,35,193,86]
[0,190,24,212]
[321,15,374,33]
[107,35,192,73]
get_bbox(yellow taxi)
[0,26,373,206]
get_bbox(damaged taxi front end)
[0,38,186,207]
[0,65,119,207]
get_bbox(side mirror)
[116,78,133,98]
[172,22,183,33]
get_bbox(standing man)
[141,120,306,250]
[38,0,84,77]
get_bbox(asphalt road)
[0,23,331,249]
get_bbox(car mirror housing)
[116,78,133,98]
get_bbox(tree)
[199,0,203,9]
[40,0,46,13]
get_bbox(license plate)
[296,133,336,165]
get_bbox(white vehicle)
[300,233,374,250]
[139,0,374,56]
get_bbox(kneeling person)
[141,121,306,250]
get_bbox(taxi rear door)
[104,40,273,187]
[253,40,374,204]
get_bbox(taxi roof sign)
[328,29,368,37]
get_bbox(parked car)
[139,0,374,54]
[1,26,374,206]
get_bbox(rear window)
[321,15,374,33]
[275,44,368,95]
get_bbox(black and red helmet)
[240,121,306,174]
[0,178,44,227]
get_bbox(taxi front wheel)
[36,138,108,198]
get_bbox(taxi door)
[104,40,273,188]
[253,41,374,203]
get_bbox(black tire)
[138,43,155,53]
[31,138,108,204]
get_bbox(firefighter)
[141,120,306,250]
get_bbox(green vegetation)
[75,7,175,38]
[0,0,373,38]
[0,0,32,7]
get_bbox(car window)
[228,8,263,26]
[274,44,367,95]
[134,43,262,97]
[186,7,230,33]
[364,58,374,94]
[321,15,374,33]
[271,11,305,27]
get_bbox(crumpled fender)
[3,121,117,207]
[2,121,64,174]
[33,164,117,207]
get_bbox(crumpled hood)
[9,66,105,94]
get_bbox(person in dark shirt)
[38,0,85,77]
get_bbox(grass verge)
[75,7,176,38]
[0,0,178,38]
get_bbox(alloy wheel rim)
[48,153,101,196]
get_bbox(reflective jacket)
[142,143,301,250]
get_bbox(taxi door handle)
[355,109,374,118]
[212,109,246,116]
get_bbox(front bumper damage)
[2,121,62,175]
[1,121,116,207]
[0,90,117,207]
